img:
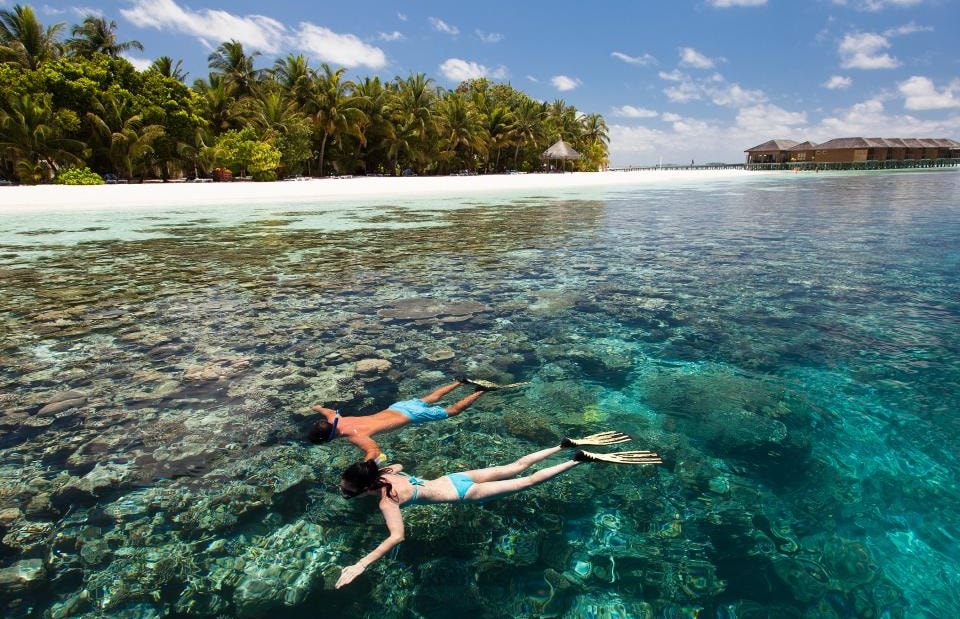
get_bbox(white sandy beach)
[0,169,760,213]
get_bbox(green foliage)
[54,166,104,184]
[0,4,608,180]
[248,141,281,176]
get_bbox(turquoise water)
[1,170,958,618]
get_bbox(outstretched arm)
[311,405,336,421]
[348,435,383,463]
[335,496,405,588]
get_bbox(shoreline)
[0,169,760,213]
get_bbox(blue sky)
[16,0,960,165]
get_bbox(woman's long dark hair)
[341,460,398,501]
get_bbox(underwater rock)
[2,520,53,553]
[232,520,337,617]
[0,558,46,596]
[355,358,392,374]
[503,410,560,444]
[377,298,488,322]
[0,507,23,526]
[37,390,87,416]
[183,356,252,381]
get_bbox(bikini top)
[397,472,425,508]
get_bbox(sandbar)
[0,169,761,213]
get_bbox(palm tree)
[511,98,545,168]
[85,91,164,180]
[193,74,238,137]
[272,54,312,108]
[435,91,486,173]
[0,4,64,70]
[581,113,609,146]
[149,56,187,81]
[305,63,365,177]
[67,16,143,58]
[545,99,581,142]
[484,105,514,172]
[352,76,396,174]
[0,92,84,183]
[389,73,438,174]
[208,40,261,98]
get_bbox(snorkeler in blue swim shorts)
[308,378,505,462]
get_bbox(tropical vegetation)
[0,4,609,184]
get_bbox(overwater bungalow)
[745,137,960,169]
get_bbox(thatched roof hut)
[542,140,581,160]
[542,139,581,172]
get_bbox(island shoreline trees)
[1,4,609,185]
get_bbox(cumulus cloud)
[609,93,959,167]
[831,0,923,11]
[612,105,658,118]
[708,0,766,6]
[429,17,459,36]
[121,0,288,53]
[551,75,582,91]
[611,51,656,66]
[439,58,507,82]
[736,104,808,135]
[476,30,503,43]
[120,0,387,68]
[658,70,762,107]
[679,47,715,69]
[123,55,154,71]
[378,31,405,42]
[838,32,900,69]
[884,22,933,36]
[824,75,853,89]
[298,24,387,68]
[898,76,960,110]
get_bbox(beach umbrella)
[541,139,581,172]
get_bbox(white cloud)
[838,32,900,69]
[476,30,503,43]
[298,24,387,68]
[660,69,767,108]
[612,105,658,118]
[70,6,104,18]
[736,104,807,135]
[658,70,686,82]
[526,75,540,83]
[708,83,765,107]
[664,80,702,103]
[824,75,853,89]
[679,47,715,69]
[609,94,960,167]
[708,0,767,6]
[378,31,404,42]
[439,58,507,82]
[898,76,960,110]
[122,0,288,54]
[429,17,459,36]
[120,0,387,68]
[831,0,923,12]
[123,55,154,71]
[397,12,407,21]
[884,22,933,36]
[551,75,581,91]
[611,51,656,66]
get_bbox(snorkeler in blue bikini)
[334,432,661,588]
[308,379,506,462]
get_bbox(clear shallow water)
[1,170,958,618]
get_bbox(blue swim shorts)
[389,398,449,424]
